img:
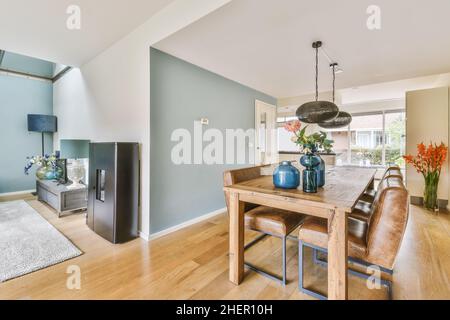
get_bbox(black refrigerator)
[87,142,139,244]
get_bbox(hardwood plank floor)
[0,194,449,300]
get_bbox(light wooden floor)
[0,194,449,300]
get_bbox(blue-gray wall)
[1,52,54,78]
[0,74,53,193]
[60,139,90,159]
[150,48,276,234]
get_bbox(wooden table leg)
[327,208,348,300]
[229,192,245,285]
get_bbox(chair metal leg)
[244,234,288,286]
[282,236,286,285]
[387,281,393,300]
[300,242,393,300]
[312,248,327,267]
[298,240,303,291]
[243,221,305,287]
[287,234,298,242]
[244,233,268,250]
[298,241,327,300]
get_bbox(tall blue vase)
[273,161,300,189]
[300,153,321,193]
[315,155,326,188]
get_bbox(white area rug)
[0,200,82,282]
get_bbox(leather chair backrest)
[382,166,403,180]
[223,165,267,213]
[365,176,409,270]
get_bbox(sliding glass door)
[350,113,384,166]
[322,110,405,168]
[384,111,406,167]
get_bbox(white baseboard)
[148,207,227,241]
[138,231,150,241]
[0,189,36,197]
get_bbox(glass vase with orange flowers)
[403,142,448,210]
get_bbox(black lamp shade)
[296,101,339,124]
[318,111,352,129]
[27,114,57,133]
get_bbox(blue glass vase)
[315,155,326,188]
[303,168,317,193]
[273,161,300,189]
[36,166,63,180]
[300,153,321,193]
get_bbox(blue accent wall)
[60,139,90,159]
[150,48,276,234]
[0,74,53,193]
[1,52,55,78]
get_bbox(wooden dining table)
[223,166,377,300]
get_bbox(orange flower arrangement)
[403,142,447,176]
[403,142,448,210]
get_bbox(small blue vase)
[300,153,321,193]
[303,168,317,193]
[315,155,326,188]
[273,161,300,189]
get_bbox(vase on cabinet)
[36,166,63,180]
[67,159,86,188]
[300,153,321,193]
[273,161,300,189]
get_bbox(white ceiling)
[0,0,175,66]
[155,0,450,98]
[339,73,450,105]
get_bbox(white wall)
[53,0,231,239]
[340,99,405,114]
[406,87,449,201]
[277,91,337,116]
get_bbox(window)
[320,128,349,165]
[349,111,405,167]
[350,113,384,166]
[277,109,406,168]
[385,112,406,167]
[277,127,299,152]
[277,116,302,152]
[356,131,371,148]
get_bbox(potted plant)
[284,120,334,192]
[284,120,334,154]
[403,142,448,211]
[24,153,63,180]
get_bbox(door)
[255,100,277,165]
[91,143,116,242]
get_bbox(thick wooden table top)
[224,166,376,212]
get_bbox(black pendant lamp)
[296,41,339,124]
[318,63,352,129]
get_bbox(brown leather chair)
[224,165,305,285]
[297,176,409,299]
[361,166,403,203]
[356,166,404,219]
[350,173,398,223]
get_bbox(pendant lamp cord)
[315,46,319,101]
[332,63,336,103]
